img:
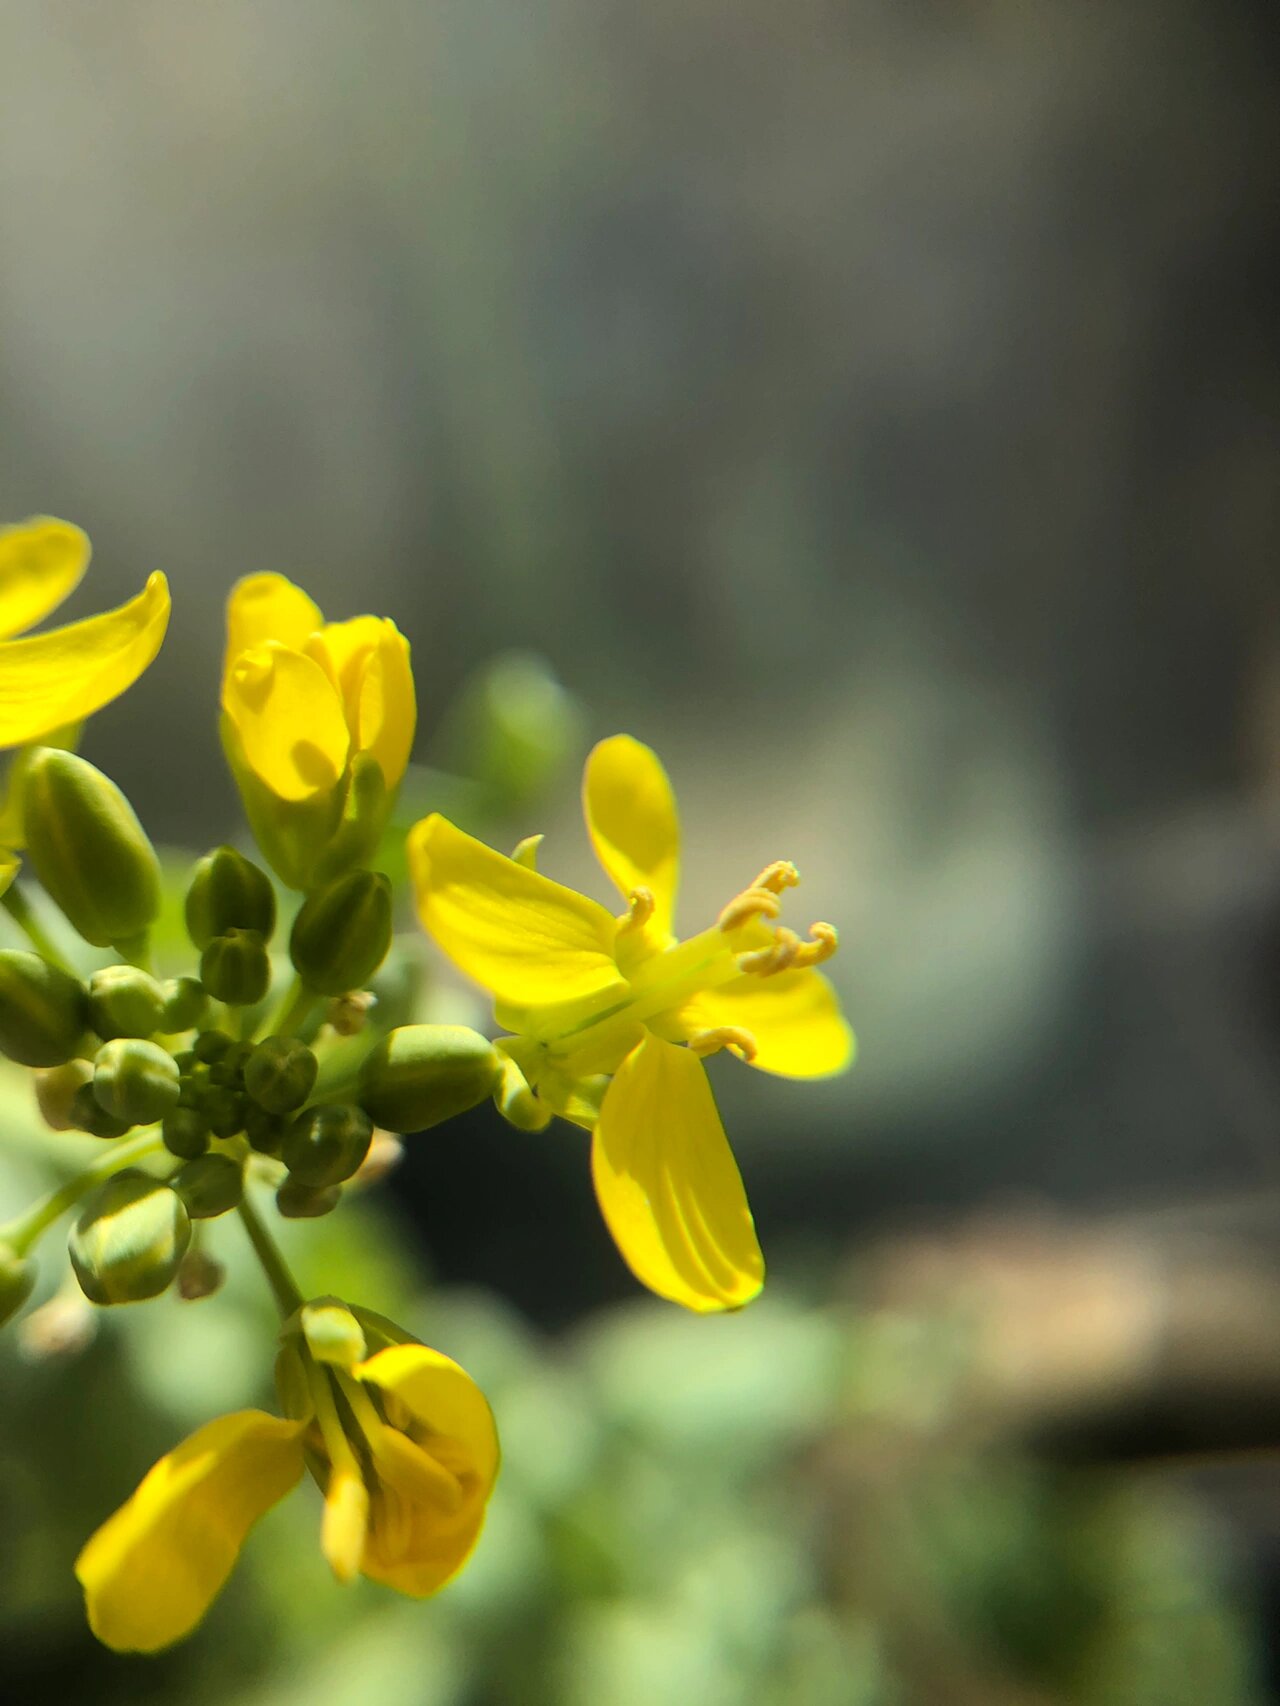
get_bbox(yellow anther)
[738,921,838,977]
[688,1026,758,1063]
[752,860,800,896]
[718,887,782,932]
[322,1465,370,1583]
[793,921,838,968]
[617,886,656,933]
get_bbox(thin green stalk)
[237,1186,305,1317]
[257,975,318,1042]
[0,1127,167,1255]
[1,886,78,976]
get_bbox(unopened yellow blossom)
[409,735,853,1314]
[220,574,415,886]
[0,517,169,749]
[76,1303,498,1652]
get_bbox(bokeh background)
[2,1,1279,1701]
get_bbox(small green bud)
[93,1038,181,1126]
[244,1037,318,1115]
[199,1085,246,1140]
[358,1025,500,1134]
[0,949,89,1067]
[68,1171,190,1304]
[276,1178,341,1219]
[184,846,276,949]
[23,749,161,948]
[87,965,167,1040]
[282,1103,373,1186]
[161,1106,210,1160]
[200,930,271,1006]
[162,977,209,1032]
[0,1246,37,1327]
[34,1059,94,1130]
[244,1102,286,1155]
[176,1248,225,1301]
[193,1029,234,1065]
[69,1082,132,1139]
[172,1153,243,1219]
[289,870,392,996]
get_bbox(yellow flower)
[75,1305,499,1652]
[220,574,415,886]
[0,517,169,748]
[408,735,853,1314]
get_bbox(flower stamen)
[738,921,838,976]
[617,886,656,934]
[717,861,800,932]
[688,1026,758,1063]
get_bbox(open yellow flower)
[0,517,169,748]
[220,574,415,886]
[408,735,853,1314]
[75,1303,498,1652]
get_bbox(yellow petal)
[223,642,350,802]
[224,573,323,686]
[75,1410,304,1653]
[676,968,854,1078]
[0,516,90,639]
[591,1034,764,1313]
[582,735,680,936]
[353,622,416,788]
[356,1343,500,1597]
[0,572,170,749]
[408,813,627,1014]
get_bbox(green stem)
[0,1127,167,1255]
[1,886,78,976]
[257,975,318,1043]
[237,1186,305,1317]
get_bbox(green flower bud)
[244,1102,286,1156]
[276,1178,341,1219]
[184,846,276,949]
[34,1059,94,1129]
[358,1025,500,1134]
[200,930,271,1006]
[0,1246,36,1327]
[282,1103,372,1186]
[69,1082,132,1139]
[68,1171,190,1304]
[22,749,161,949]
[87,965,167,1040]
[162,977,209,1033]
[0,949,89,1067]
[172,1153,243,1219]
[243,1037,318,1115]
[93,1038,181,1127]
[193,1029,234,1065]
[199,1085,246,1140]
[289,870,392,996]
[161,1106,210,1160]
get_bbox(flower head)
[0,517,169,749]
[75,1300,498,1652]
[220,574,415,886]
[408,735,853,1314]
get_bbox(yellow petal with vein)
[0,516,90,639]
[224,573,323,687]
[582,735,680,935]
[0,571,170,748]
[677,968,854,1078]
[223,642,350,801]
[591,1034,764,1312]
[75,1410,304,1652]
[408,813,626,1012]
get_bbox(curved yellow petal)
[306,614,385,703]
[582,735,680,936]
[223,642,350,802]
[408,813,627,1013]
[224,573,323,687]
[0,571,170,748]
[356,1343,500,1597]
[675,968,854,1078]
[0,516,90,639]
[75,1410,305,1653]
[354,622,416,788]
[591,1034,764,1312]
